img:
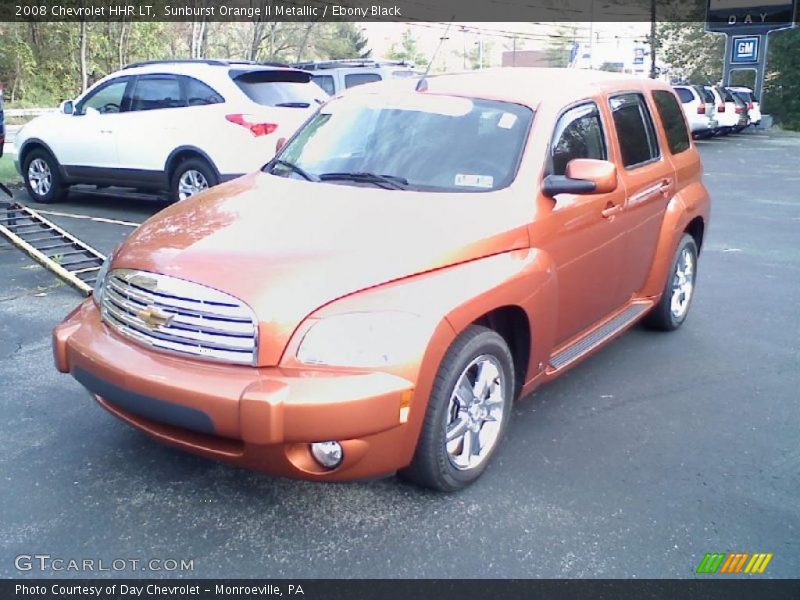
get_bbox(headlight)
[92,253,114,305]
[296,311,431,368]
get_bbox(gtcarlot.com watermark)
[14,554,194,573]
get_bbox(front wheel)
[170,157,218,202]
[643,233,698,331]
[400,326,514,492]
[23,149,67,204]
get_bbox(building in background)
[501,50,549,67]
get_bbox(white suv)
[15,59,327,203]
[292,59,423,96]
[673,85,717,139]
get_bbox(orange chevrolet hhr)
[54,69,710,491]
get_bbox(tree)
[763,28,800,130]
[387,28,428,66]
[658,21,724,84]
[545,25,579,68]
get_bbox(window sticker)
[455,174,494,188]
[497,112,518,129]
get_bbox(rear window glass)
[695,86,714,103]
[344,73,382,89]
[609,93,660,168]
[675,87,693,103]
[652,90,690,155]
[183,77,223,106]
[131,76,184,111]
[232,70,326,108]
[312,74,335,96]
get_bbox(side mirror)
[60,100,74,115]
[275,137,287,154]
[541,158,617,197]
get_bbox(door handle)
[601,203,622,218]
[659,178,673,197]
[100,129,113,134]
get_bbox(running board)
[0,201,106,295]
[548,302,652,371]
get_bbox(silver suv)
[292,59,423,96]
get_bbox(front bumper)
[53,300,417,480]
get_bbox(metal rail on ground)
[0,197,106,295]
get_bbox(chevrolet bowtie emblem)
[137,306,173,329]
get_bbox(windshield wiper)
[318,172,409,190]
[269,159,319,182]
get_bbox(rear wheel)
[644,233,698,331]
[170,157,218,202]
[400,326,514,492]
[23,149,67,204]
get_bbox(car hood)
[114,172,531,364]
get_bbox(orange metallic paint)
[53,69,710,482]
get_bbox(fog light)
[310,441,343,469]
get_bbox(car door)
[608,92,675,298]
[113,74,188,176]
[50,76,131,173]
[534,101,630,344]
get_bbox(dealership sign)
[731,35,760,62]
[706,0,797,33]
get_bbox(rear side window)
[694,86,714,103]
[721,88,735,102]
[550,103,606,176]
[609,93,660,168]
[182,77,223,106]
[312,74,335,96]
[675,87,693,103]
[232,69,326,108]
[130,76,185,111]
[652,90,690,155]
[344,73,382,89]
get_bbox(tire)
[400,326,515,492]
[643,233,698,331]
[170,157,218,203]
[23,149,67,204]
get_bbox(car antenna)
[423,17,455,79]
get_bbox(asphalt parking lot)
[1,129,798,579]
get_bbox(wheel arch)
[165,146,221,181]
[469,306,531,398]
[18,138,63,175]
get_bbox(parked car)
[15,59,328,204]
[725,87,751,132]
[292,59,423,96]
[54,68,710,491]
[0,84,5,159]
[729,86,761,126]
[705,85,739,135]
[673,85,717,138]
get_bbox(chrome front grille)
[100,269,257,365]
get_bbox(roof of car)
[120,59,304,78]
[417,68,672,109]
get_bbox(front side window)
[652,90,690,155]
[609,93,660,168]
[344,73,382,89]
[77,79,129,115]
[130,76,185,111]
[550,103,606,176]
[273,93,533,192]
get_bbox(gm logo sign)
[732,36,760,63]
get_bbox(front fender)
[291,249,557,464]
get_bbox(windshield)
[270,93,533,192]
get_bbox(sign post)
[706,0,797,104]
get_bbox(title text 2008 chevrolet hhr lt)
[54,69,710,491]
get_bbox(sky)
[360,21,652,70]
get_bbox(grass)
[0,153,21,186]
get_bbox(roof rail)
[123,59,266,70]
[291,59,415,71]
